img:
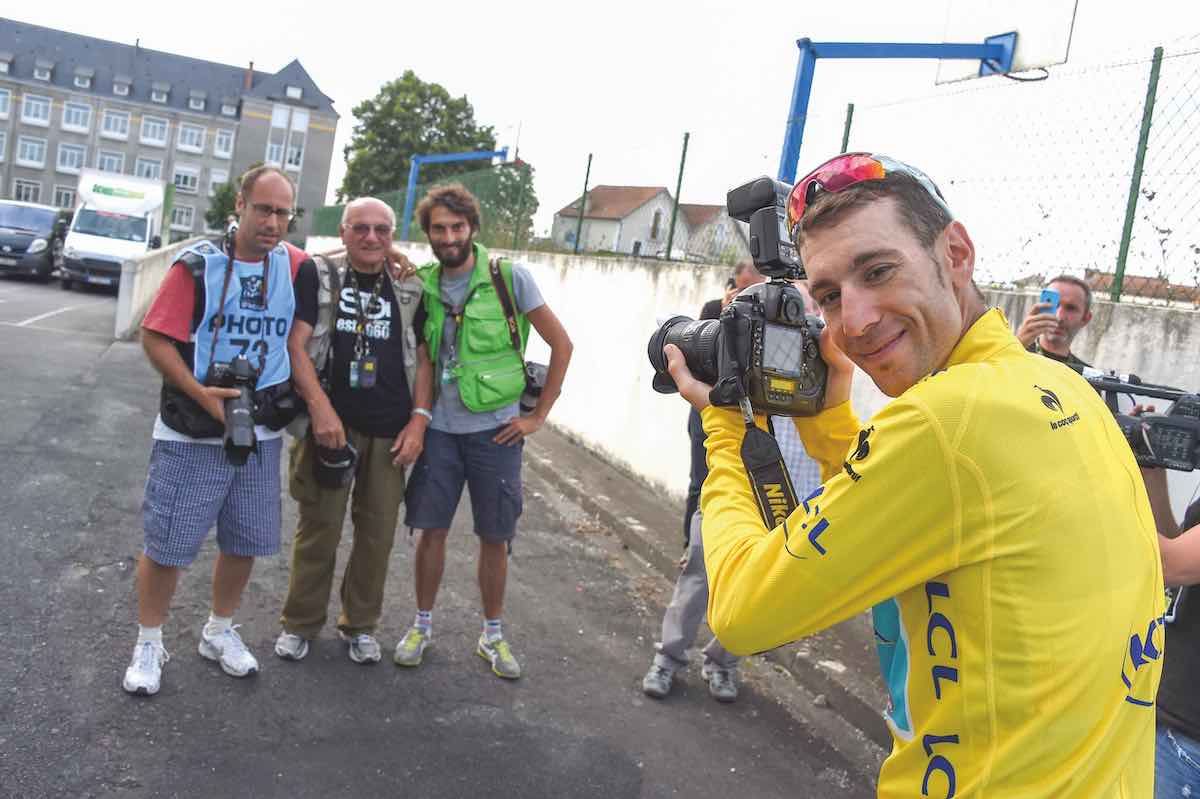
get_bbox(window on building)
[285,144,303,170]
[188,97,205,111]
[101,109,130,140]
[214,129,234,159]
[173,166,199,194]
[285,85,303,100]
[177,123,204,153]
[74,75,91,89]
[113,82,130,97]
[61,102,91,133]
[0,61,9,75]
[271,104,290,129]
[290,109,309,132]
[97,151,125,173]
[14,180,42,203]
[33,67,51,82]
[0,88,11,118]
[650,210,663,240]
[220,103,237,117]
[171,204,194,231]
[208,169,229,197]
[54,185,75,208]
[21,95,51,126]
[0,131,6,162]
[151,89,168,104]
[140,115,168,146]
[56,143,85,174]
[265,142,283,166]
[16,136,47,168]
[135,157,162,180]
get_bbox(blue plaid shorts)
[141,438,283,567]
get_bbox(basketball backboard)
[935,0,1079,83]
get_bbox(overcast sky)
[12,1,1200,233]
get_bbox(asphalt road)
[0,277,881,798]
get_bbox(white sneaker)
[198,625,259,677]
[274,631,310,661]
[339,631,382,664]
[123,640,169,696]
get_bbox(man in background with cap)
[274,197,433,664]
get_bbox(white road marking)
[0,322,112,340]
[14,304,83,326]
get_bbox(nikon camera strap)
[487,257,524,352]
[739,402,800,531]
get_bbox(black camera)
[1082,368,1200,471]
[207,355,258,465]
[646,176,827,416]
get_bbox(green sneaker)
[476,634,521,680]
[393,626,431,667]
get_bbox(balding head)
[340,197,397,272]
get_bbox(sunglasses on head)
[785,153,951,242]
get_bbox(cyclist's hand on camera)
[197,386,240,425]
[663,344,712,411]
[721,285,739,308]
[818,327,855,410]
[311,401,347,449]
[1016,302,1057,348]
[1131,404,1157,417]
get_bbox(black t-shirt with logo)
[295,265,426,438]
[1158,498,1200,740]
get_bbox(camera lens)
[647,316,722,393]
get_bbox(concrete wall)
[113,235,205,339]
[305,235,1200,520]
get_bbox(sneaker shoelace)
[491,639,514,661]
[217,625,250,658]
[134,641,169,670]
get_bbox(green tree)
[338,70,497,201]
[204,180,237,231]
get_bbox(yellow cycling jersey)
[700,308,1163,798]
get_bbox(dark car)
[0,200,70,282]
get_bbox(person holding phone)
[1016,275,1093,368]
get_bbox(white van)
[61,170,165,291]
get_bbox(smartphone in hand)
[1039,288,1060,315]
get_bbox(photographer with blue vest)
[123,166,316,696]
[393,184,573,680]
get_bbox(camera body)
[648,279,826,416]
[647,174,827,417]
[1113,393,1200,471]
[207,354,258,464]
[1083,368,1200,471]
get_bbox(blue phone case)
[1039,288,1060,314]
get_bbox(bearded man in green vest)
[395,183,573,679]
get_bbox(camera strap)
[738,400,800,531]
[487,257,524,354]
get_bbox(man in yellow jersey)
[661,153,1165,798]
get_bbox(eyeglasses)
[785,153,951,242]
[347,223,394,238]
[249,202,295,222]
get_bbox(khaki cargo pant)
[279,429,406,637]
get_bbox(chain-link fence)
[842,37,1200,306]
[312,161,538,249]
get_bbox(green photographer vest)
[419,242,531,413]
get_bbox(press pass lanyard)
[440,283,479,384]
[348,266,384,390]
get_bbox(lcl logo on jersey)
[239,274,266,310]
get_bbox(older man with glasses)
[274,197,434,665]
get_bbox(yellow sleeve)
[699,394,962,655]
[793,400,861,483]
